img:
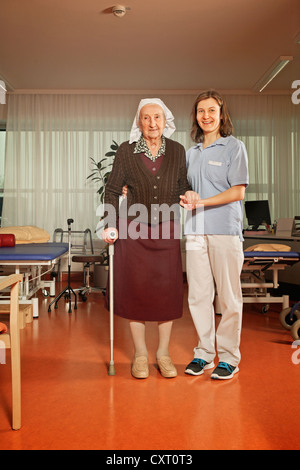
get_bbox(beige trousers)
[186,235,244,367]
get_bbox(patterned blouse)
[133,135,166,162]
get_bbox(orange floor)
[0,281,299,450]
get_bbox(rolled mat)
[0,322,8,334]
[0,234,16,247]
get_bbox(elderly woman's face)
[138,104,166,141]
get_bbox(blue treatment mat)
[244,251,299,259]
[0,243,69,261]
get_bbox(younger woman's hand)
[180,191,202,210]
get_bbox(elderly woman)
[102,98,193,379]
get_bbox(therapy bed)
[241,249,300,311]
[0,242,69,317]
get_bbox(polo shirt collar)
[195,136,229,150]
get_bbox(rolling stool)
[72,254,104,301]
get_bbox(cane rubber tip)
[108,364,116,376]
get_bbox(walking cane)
[108,232,116,376]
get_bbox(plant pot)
[93,264,108,289]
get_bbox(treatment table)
[0,242,69,317]
[241,250,300,311]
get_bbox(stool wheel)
[291,319,300,341]
[279,308,300,330]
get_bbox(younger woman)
[180,90,249,380]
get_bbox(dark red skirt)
[106,219,184,321]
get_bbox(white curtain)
[2,92,299,239]
[226,94,300,221]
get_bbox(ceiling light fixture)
[253,55,293,93]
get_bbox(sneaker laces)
[218,362,234,373]
[191,358,207,367]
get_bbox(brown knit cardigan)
[104,138,191,227]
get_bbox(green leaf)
[86,172,97,179]
[86,141,118,198]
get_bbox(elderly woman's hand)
[102,227,119,244]
[179,191,202,210]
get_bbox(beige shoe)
[131,356,149,379]
[157,356,177,378]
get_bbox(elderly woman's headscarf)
[129,98,176,144]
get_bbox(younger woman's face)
[196,97,221,136]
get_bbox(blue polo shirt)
[184,136,249,240]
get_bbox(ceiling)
[0,0,299,93]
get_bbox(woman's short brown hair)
[190,90,234,143]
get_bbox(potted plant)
[87,140,119,203]
[87,140,119,289]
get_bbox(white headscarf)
[129,98,176,144]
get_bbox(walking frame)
[48,219,77,314]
